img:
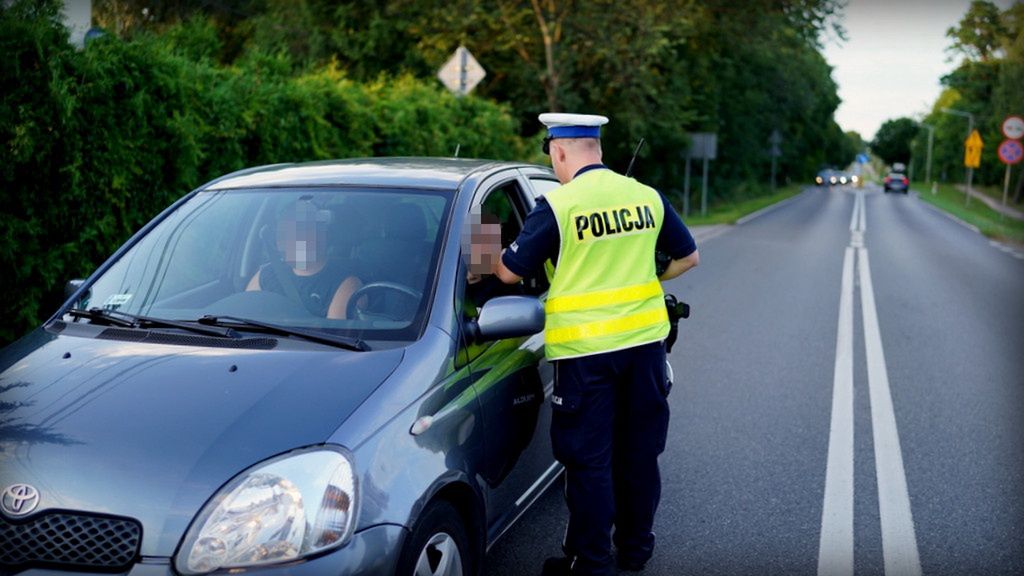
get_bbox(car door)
[458,170,557,540]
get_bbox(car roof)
[204,157,534,192]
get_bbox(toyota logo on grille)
[2,483,40,517]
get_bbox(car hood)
[0,329,403,556]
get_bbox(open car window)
[462,178,548,314]
[73,187,451,343]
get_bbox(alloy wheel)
[414,532,464,576]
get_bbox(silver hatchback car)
[0,159,565,575]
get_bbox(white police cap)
[539,113,609,139]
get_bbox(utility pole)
[920,122,935,185]
[941,107,976,206]
[769,129,783,193]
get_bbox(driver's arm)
[246,269,262,291]
[327,276,364,319]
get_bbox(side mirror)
[64,279,87,305]
[467,296,544,342]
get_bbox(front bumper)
[5,524,407,576]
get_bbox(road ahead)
[485,184,1024,575]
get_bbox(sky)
[822,0,1015,141]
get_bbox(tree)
[845,131,865,155]
[946,1,1008,62]
[871,118,918,166]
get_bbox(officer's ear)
[551,140,567,164]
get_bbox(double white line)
[817,190,922,576]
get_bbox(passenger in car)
[246,199,363,319]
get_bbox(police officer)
[494,113,699,575]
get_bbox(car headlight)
[816,176,823,184]
[175,446,358,575]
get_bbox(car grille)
[0,512,141,571]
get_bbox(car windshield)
[70,187,451,343]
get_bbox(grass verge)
[912,181,1024,245]
[678,184,805,226]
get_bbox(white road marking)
[858,249,923,576]
[987,240,1024,259]
[817,246,856,576]
[858,191,866,232]
[819,193,922,576]
[849,191,861,232]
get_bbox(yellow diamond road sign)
[437,46,486,97]
[964,129,983,169]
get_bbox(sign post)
[437,46,486,97]
[964,129,983,207]
[999,115,1024,208]
[684,133,717,217]
[682,150,691,217]
[769,130,782,192]
[1001,115,1024,140]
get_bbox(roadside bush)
[0,2,525,345]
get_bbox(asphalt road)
[484,184,1024,575]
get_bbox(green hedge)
[0,2,526,345]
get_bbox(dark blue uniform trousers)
[551,341,670,575]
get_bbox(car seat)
[351,202,433,321]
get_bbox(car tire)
[396,500,475,576]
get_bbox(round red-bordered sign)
[1002,116,1024,140]
[998,139,1023,165]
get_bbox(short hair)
[554,137,602,154]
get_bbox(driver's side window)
[461,181,531,318]
[477,181,550,297]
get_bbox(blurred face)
[277,203,328,272]
[465,213,503,280]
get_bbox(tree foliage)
[871,118,919,166]
[909,1,1023,194]
[946,0,1009,62]
[3,0,853,345]
[0,0,524,344]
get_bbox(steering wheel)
[346,281,423,322]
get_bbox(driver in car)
[246,200,363,319]
[465,211,521,311]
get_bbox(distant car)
[884,172,910,193]
[816,169,840,186]
[816,169,854,187]
[0,158,564,576]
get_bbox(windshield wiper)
[67,308,240,339]
[197,315,370,352]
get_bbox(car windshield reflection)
[69,188,451,343]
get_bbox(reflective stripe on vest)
[543,169,669,359]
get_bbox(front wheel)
[396,501,475,576]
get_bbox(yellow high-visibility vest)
[543,169,668,359]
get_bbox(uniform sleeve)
[501,198,560,278]
[656,192,697,259]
